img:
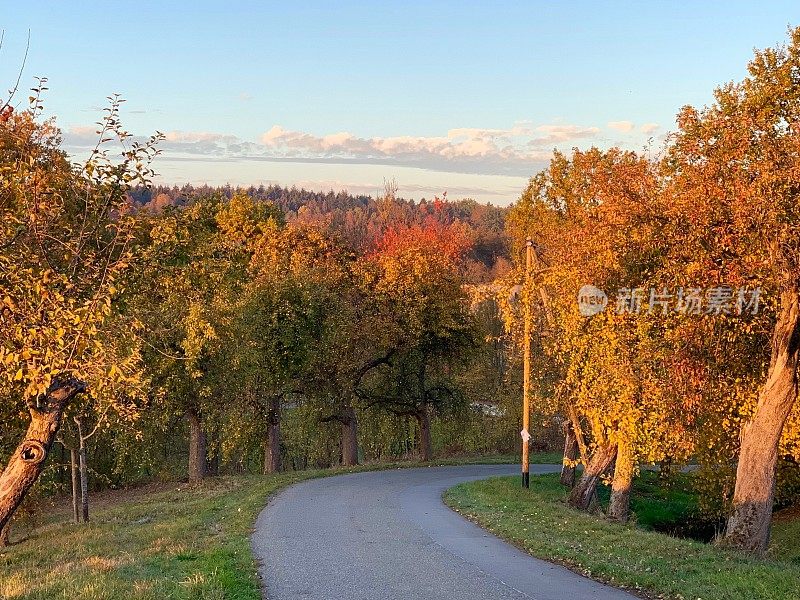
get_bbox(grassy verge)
[444,474,800,600]
[0,453,545,600]
[0,472,319,600]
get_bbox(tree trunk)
[341,403,359,467]
[415,407,433,462]
[568,405,589,463]
[560,420,579,487]
[568,443,617,511]
[70,448,80,524]
[74,418,89,523]
[723,287,800,554]
[186,407,207,483]
[608,438,634,523]
[0,377,86,533]
[0,521,8,547]
[263,397,281,474]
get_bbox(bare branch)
[0,29,30,114]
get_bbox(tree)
[360,218,477,460]
[0,91,160,531]
[240,223,349,472]
[507,148,683,520]
[312,301,395,467]
[131,192,278,481]
[662,28,800,553]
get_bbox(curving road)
[251,464,637,600]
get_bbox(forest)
[2,25,800,599]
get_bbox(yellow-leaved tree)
[506,148,688,521]
[0,89,161,531]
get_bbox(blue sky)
[2,1,799,203]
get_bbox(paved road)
[252,464,637,600]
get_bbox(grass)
[444,473,800,600]
[593,471,723,541]
[0,472,317,600]
[772,503,800,564]
[0,452,546,600]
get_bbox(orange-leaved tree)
[662,27,800,553]
[507,148,685,521]
[360,215,477,460]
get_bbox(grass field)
[444,474,800,600]
[0,453,550,600]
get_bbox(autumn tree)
[360,218,477,461]
[238,223,354,472]
[0,91,160,531]
[131,193,278,481]
[506,148,685,520]
[661,28,800,553]
[309,274,395,467]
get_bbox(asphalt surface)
[251,464,638,600]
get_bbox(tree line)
[0,94,519,540]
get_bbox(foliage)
[0,91,158,412]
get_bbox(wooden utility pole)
[521,237,533,488]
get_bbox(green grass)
[0,472,318,600]
[772,504,800,565]
[592,470,723,541]
[0,453,548,599]
[444,474,800,600]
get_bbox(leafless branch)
[0,29,30,114]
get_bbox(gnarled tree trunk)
[415,407,433,462]
[608,438,634,522]
[723,287,800,554]
[264,397,281,474]
[0,377,86,533]
[186,407,207,483]
[568,443,617,511]
[560,420,579,487]
[341,403,359,467]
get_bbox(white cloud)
[530,124,601,146]
[61,119,654,178]
[257,122,602,175]
[65,125,99,141]
[640,122,660,135]
[608,120,636,133]
[164,131,237,144]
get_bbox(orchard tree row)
[503,28,800,555]
[0,95,518,540]
[3,27,800,559]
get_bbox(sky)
[2,1,800,204]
